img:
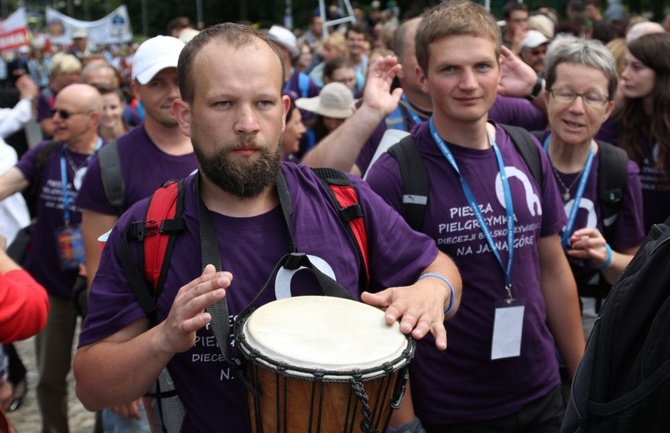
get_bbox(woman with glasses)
[615,32,670,234]
[322,57,360,95]
[541,36,644,338]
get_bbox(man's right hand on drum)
[361,251,462,351]
[155,264,232,354]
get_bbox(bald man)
[0,83,103,433]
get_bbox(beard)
[194,135,283,199]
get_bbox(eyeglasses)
[335,77,356,85]
[549,88,610,108]
[529,48,547,56]
[51,109,90,119]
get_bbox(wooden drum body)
[236,296,415,433]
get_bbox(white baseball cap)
[132,36,185,85]
[267,25,299,58]
[520,30,550,50]
[71,27,88,39]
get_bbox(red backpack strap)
[144,180,185,292]
[311,168,370,287]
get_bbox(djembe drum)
[236,296,415,433]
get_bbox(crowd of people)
[0,1,668,432]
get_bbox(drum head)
[240,296,410,378]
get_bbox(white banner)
[46,5,133,46]
[0,7,30,52]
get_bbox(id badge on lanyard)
[491,298,525,360]
[55,224,85,270]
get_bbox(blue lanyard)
[543,134,595,250]
[59,138,103,226]
[400,94,423,126]
[430,118,516,299]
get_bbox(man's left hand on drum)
[361,251,462,351]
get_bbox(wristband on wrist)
[525,76,544,101]
[418,272,455,315]
[590,243,613,271]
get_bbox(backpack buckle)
[284,253,306,270]
[129,220,158,242]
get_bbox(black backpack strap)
[501,124,543,189]
[596,141,628,243]
[311,167,370,290]
[29,141,60,206]
[97,140,126,216]
[387,135,429,232]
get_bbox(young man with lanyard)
[366,2,585,431]
[73,23,461,433]
[0,83,103,433]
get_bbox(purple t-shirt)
[595,114,670,233]
[355,104,427,175]
[489,95,548,133]
[15,141,95,298]
[79,163,438,432]
[635,136,670,233]
[366,122,566,424]
[36,87,55,123]
[356,95,547,175]
[76,125,198,215]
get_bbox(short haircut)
[392,17,421,63]
[503,1,528,20]
[544,36,618,100]
[178,23,284,104]
[81,62,115,85]
[323,57,355,80]
[49,53,82,76]
[416,0,500,75]
[345,23,367,39]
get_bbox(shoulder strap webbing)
[144,181,186,293]
[501,124,543,188]
[596,141,628,243]
[311,167,370,288]
[387,135,429,232]
[29,141,61,206]
[298,72,310,98]
[384,106,406,131]
[97,140,125,216]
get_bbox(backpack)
[387,124,544,232]
[561,216,670,433]
[116,168,370,432]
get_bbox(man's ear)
[281,94,290,132]
[173,98,192,137]
[416,64,429,94]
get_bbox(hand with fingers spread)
[361,252,461,351]
[155,265,232,356]
[360,55,404,115]
[498,45,541,98]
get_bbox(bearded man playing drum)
[73,23,461,433]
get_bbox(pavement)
[5,323,97,433]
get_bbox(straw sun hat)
[295,82,354,119]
